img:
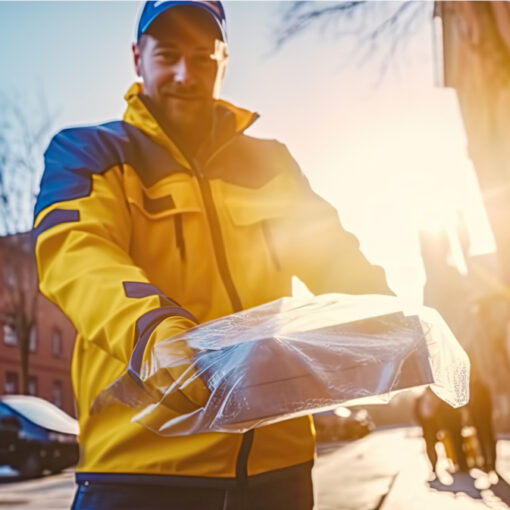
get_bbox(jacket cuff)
[128,307,198,386]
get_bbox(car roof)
[0,395,78,435]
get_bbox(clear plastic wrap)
[92,294,470,436]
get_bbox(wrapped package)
[92,294,470,436]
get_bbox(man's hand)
[140,319,210,415]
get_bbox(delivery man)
[32,2,392,509]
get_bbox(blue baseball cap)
[137,1,227,42]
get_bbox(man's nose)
[173,57,193,84]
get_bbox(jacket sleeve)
[33,128,208,408]
[275,144,393,296]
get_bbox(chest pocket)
[125,169,202,262]
[220,172,298,272]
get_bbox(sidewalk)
[380,432,510,510]
[315,427,510,510]
[2,428,510,509]
[315,428,406,509]
[0,469,74,509]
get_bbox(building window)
[3,264,16,288]
[28,376,38,396]
[3,324,16,347]
[52,380,63,409]
[52,329,63,358]
[4,372,19,395]
[29,325,37,353]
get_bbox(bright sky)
[0,1,495,304]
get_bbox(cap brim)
[137,1,226,42]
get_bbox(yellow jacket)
[33,83,390,486]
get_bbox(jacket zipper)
[192,158,243,313]
[190,130,256,313]
[153,110,259,482]
[193,137,256,485]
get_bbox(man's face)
[133,7,224,131]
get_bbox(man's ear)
[132,42,142,77]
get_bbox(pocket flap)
[127,175,201,220]
[224,173,298,226]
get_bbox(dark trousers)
[421,419,438,472]
[71,468,314,510]
[473,419,497,471]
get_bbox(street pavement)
[0,469,74,509]
[1,427,510,509]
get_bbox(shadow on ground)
[490,475,510,504]
[428,471,510,505]
[429,472,484,499]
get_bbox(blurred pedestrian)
[415,388,440,475]
[467,361,497,472]
[415,388,468,475]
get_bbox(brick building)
[0,232,76,416]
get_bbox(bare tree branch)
[0,93,55,235]
[0,95,55,394]
[275,1,430,80]
[275,1,368,49]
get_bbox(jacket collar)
[123,82,259,170]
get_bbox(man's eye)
[192,54,214,67]
[158,51,180,63]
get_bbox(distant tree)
[0,233,38,395]
[276,1,431,77]
[0,93,53,234]
[0,94,54,394]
